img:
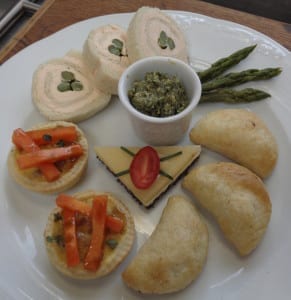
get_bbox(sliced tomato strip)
[56,194,91,216]
[38,163,61,182]
[12,128,60,181]
[16,144,83,169]
[84,195,107,271]
[26,126,77,146]
[12,128,39,152]
[106,215,124,233]
[130,146,160,189]
[62,208,80,267]
[56,194,124,232]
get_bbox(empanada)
[122,195,208,294]
[189,108,278,178]
[182,162,272,256]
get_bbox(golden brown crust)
[44,190,135,279]
[7,121,88,194]
[189,109,278,178]
[122,195,208,294]
[182,162,272,256]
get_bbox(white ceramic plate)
[0,10,290,300]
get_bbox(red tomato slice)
[62,208,80,267]
[130,146,160,189]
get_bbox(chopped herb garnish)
[159,170,173,180]
[158,30,176,50]
[108,38,128,57]
[158,30,168,49]
[160,151,182,161]
[56,139,65,147]
[61,71,75,81]
[53,212,62,222]
[57,82,71,92]
[115,169,130,177]
[112,38,124,49]
[46,235,64,247]
[167,37,175,50]
[120,146,135,157]
[106,239,118,249]
[115,168,173,180]
[128,72,189,117]
[42,134,52,142]
[57,70,83,92]
[108,45,122,56]
[71,81,83,91]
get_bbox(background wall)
[201,0,291,23]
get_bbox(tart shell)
[44,190,135,279]
[7,121,88,194]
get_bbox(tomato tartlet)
[7,121,88,194]
[44,190,135,279]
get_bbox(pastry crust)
[122,195,208,294]
[182,162,272,256]
[44,190,135,279]
[189,108,278,178]
[7,121,88,194]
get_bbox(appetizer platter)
[0,7,291,300]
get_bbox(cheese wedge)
[94,145,201,207]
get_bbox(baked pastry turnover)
[122,195,208,294]
[189,108,278,178]
[182,162,272,256]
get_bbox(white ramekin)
[118,56,201,145]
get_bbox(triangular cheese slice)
[94,145,201,207]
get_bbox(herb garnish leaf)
[158,31,176,50]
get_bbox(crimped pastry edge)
[182,161,272,256]
[122,194,209,294]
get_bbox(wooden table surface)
[0,0,290,65]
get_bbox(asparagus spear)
[197,44,257,83]
[199,88,271,104]
[202,67,282,92]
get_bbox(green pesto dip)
[128,72,189,117]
